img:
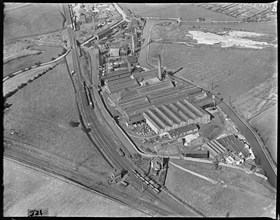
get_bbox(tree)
[213,156,221,170]
[69,120,80,127]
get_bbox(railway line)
[64,4,203,216]
[3,140,171,217]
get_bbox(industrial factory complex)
[103,56,212,136]
[67,2,258,168]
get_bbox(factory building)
[194,96,215,109]
[94,26,113,40]
[183,150,209,159]
[142,100,210,134]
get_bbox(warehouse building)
[183,150,209,159]
[142,99,210,134]
[94,26,113,40]
[194,96,215,109]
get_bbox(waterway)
[137,18,277,188]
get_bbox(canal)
[138,17,277,189]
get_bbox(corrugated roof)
[105,73,132,82]
[106,76,132,87]
[171,124,198,134]
[106,69,131,78]
[109,80,139,94]
[133,69,158,80]
[127,113,145,124]
[137,80,174,95]
[143,111,163,131]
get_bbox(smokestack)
[131,33,135,54]
[157,55,162,80]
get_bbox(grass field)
[4,3,65,41]
[166,159,276,217]
[233,72,277,120]
[250,105,277,164]
[3,63,56,96]
[3,45,64,77]
[4,158,147,217]
[120,3,239,21]
[157,44,276,104]
[3,61,112,173]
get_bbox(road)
[217,101,277,188]
[113,3,130,22]
[3,49,70,82]
[64,4,202,217]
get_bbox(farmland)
[3,61,112,174]
[4,45,64,78]
[4,3,65,41]
[250,105,277,164]
[165,160,276,217]
[4,158,147,217]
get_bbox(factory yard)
[4,158,147,217]
[165,160,276,217]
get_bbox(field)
[250,105,277,164]
[120,3,239,21]
[3,63,56,96]
[4,158,147,217]
[3,61,112,173]
[4,3,65,41]
[3,45,64,77]
[153,44,276,104]
[165,159,276,217]
[233,72,277,120]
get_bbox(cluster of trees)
[4,66,55,100]
[35,61,41,66]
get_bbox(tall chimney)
[131,33,135,54]
[157,55,162,80]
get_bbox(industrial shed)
[195,96,215,108]
[106,78,139,94]
[95,26,113,40]
[183,150,209,159]
[132,69,158,82]
[137,80,174,95]
[142,99,210,134]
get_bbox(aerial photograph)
[3,2,277,217]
